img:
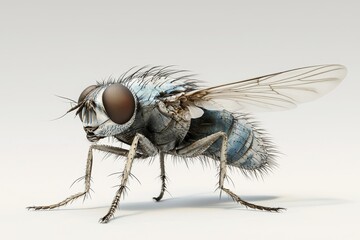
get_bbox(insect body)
[28,65,346,223]
[186,109,273,173]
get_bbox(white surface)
[0,1,359,239]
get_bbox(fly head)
[77,83,137,142]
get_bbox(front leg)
[99,133,158,223]
[27,145,138,211]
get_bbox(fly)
[27,64,347,223]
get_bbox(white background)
[0,0,359,239]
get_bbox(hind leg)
[177,131,284,212]
[216,135,284,212]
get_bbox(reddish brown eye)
[102,84,135,124]
[78,85,98,103]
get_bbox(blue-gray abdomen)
[184,109,276,173]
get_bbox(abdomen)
[184,109,276,174]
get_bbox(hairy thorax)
[115,102,191,153]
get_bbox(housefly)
[28,64,347,223]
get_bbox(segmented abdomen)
[184,109,276,175]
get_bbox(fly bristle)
[232,113,280,179]
[101,65,200,93]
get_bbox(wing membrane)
[186,64,346,112]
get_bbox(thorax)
[115,102,191,152]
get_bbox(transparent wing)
[185,64,346,113]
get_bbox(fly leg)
[216,140,284,212]
[27,145,141,210]
[176,132,284,212]
[99,133,158,223]
[153,152,167,201]
[91,144,145,159]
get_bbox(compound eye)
[102,84,135,124]
[78,85,98,103]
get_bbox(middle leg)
[153,152,167,201]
